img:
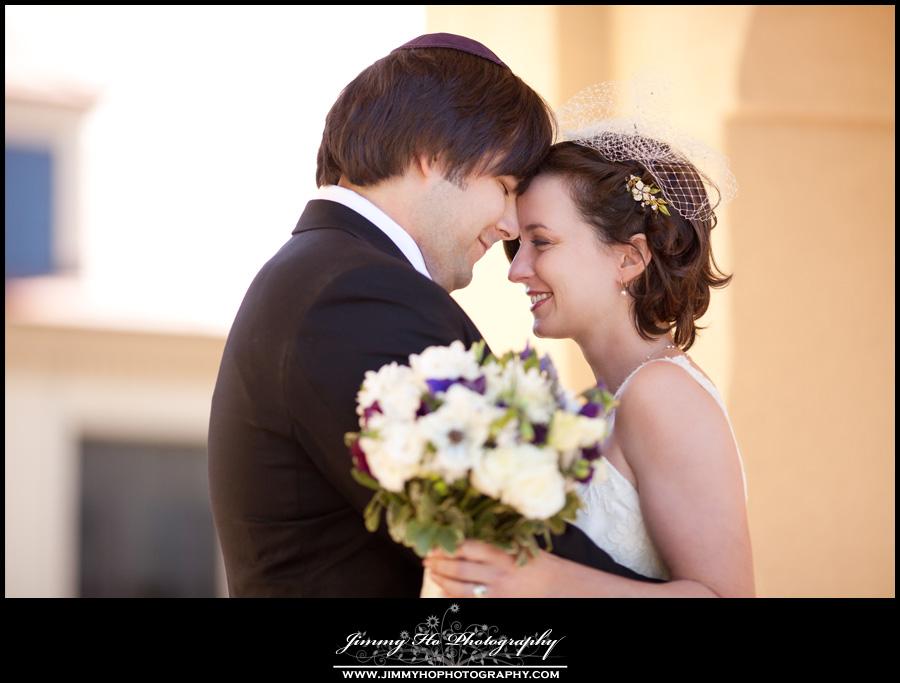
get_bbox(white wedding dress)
[573,355,748,581]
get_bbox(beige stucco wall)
[5,6,892,598]
[431,5,895,597]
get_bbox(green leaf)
[406,519,439,557]
[659,203,671,217]
[519,419,535,442]
[548,517,566,535]
[364,496,383,533]
[471,339,487,364]
[435,525,463,553]
[523,351,540,372]
[572,459,591,481]
[490,407,518,435]
[351,468,381,491]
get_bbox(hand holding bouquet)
[345,341,615,593]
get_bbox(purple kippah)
[392,32,508,69]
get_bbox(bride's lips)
[528,290,553,313]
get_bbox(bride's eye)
[531,239,549,247]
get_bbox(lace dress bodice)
[573,355,748,581]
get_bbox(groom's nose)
[495,197,520,241]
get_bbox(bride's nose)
[507,243,532,284]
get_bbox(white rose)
[361,420,425,493]
[547,411,581,452]
[548,411,610,452]
[471,446,520,499]
[410,340,481,382]
[577,415,610,448]
[500,446,567,520]
[357,362,424,422]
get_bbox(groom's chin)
[448,269,475,292]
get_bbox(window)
[80,439,217,597]
[4,88,92,282]
[6,144,55,278]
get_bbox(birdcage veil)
[556,79,737,222]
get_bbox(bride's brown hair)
[505,141,732,350]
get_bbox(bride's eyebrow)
[522,223,551,233]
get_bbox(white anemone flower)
[418,384,499,482]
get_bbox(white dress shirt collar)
[315,185,432,281]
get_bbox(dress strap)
[614,357,677,399]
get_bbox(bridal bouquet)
[345,340,616,593]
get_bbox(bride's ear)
[617,234,652,281]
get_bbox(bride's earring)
[620,282,627,296]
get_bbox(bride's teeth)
[530,293,552,305]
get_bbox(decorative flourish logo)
[334,604,564,666]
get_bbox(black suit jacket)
[208,199,661,596]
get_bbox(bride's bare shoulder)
[614,358,734,460]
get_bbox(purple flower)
[425,376,486,396]
[350,438,371,475]
[426,378,456,394]
[579,403,601,419]
[363,401,383,424]
[532,423,549,445]
[581,444,602,461]
[462,375,487,395]
[519,342,533,361]
[539,354,558,380]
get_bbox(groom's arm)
[286,262,479,566]
[545,525,665,583]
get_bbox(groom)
[208,33,660,596]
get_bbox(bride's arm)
[426,362,755,598]
[611,361,756,597]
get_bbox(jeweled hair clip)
[626,174,671,216]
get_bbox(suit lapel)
[293,199,490,353]
[293,199,413,268]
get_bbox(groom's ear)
[413,153,442,181]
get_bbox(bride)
[423,133,755,598]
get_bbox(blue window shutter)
[5,145,54,278]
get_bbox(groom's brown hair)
[316,46,554,188]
